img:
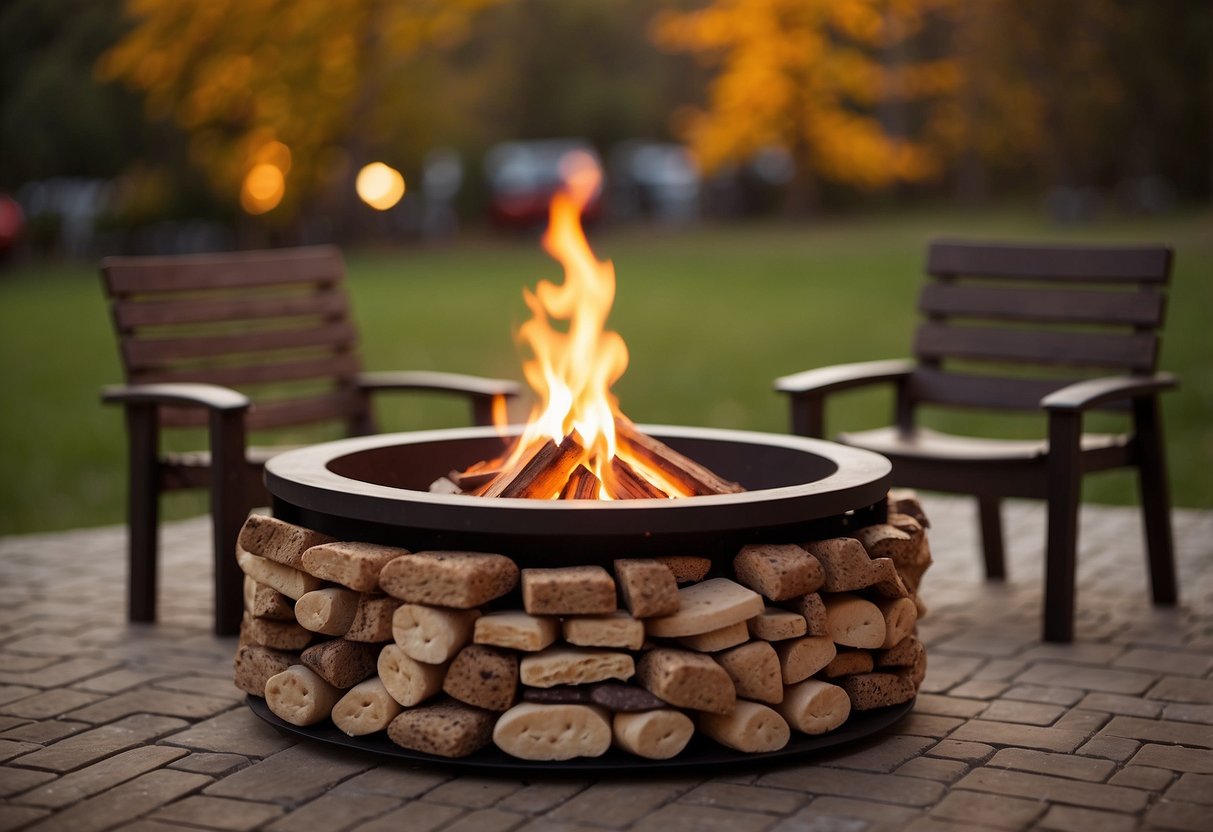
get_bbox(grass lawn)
[1,205,1210,535]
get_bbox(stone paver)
[0,498,1208,830]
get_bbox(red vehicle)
[484,140,604,229]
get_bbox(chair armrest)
[1041,373,1178,412]
[357,371,521,399]
[357,371,522,428]
[774,359,916,396]
[101,382,251,412]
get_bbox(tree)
[651,0,960,212]
[97,0,501,223]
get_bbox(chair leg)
[1133,396,1178,605]
[978,497,1006,580]
[126,405,160,623]
[210,410,250,636]
[1044,412,1083,643]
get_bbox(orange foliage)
[651,0,960,193]
[98,0,500,216]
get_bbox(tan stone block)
[787,593,828,637]
[238,515,334,570]
[521,566,616,615]
[377,644,446,707]
[331,677,402,737]
[652,556,711,583]
[343,595,402,643]
[774,635,836,685]
[474,611,559,652]
[295,587,360,636]
[636,648,735,714]
[733,543,824,601]
[778,679,852,734]
[442,645,519,712]
[878,596,918,649]
[387,698,495,758]
[675,620,750,653]
[645,579,764,638]
[393,603,480,664]
[379,551,519,609]
[302,541,408,592]
[264,666,341,726]
[839,671,917,710]
[233,644,296,697]
[748,607,807,642]
[613,559,680,618]
[241,613,313,651]
[699,700,790,752]
[822,593,887,649]
[493,703,611,761]
[876,635,924,669]
[822,649,875,679]
[248,581,294,621]
[612,709,695,760]
[803,538,877,593]
[715,641,783,705]
[236,547,322,600]
[563,611,645,650]
[519,647,635,688]
[301,639,378,689]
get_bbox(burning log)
[482,432,586,499]
[559,465,600,500]
[608,456,668,499]
[615,419,744,496]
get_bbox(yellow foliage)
[98,0,501,216]
[652,0,960,192]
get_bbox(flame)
[487,152,669,499]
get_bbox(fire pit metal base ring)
[247,695,914,774]
[265,425,893,564]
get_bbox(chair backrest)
[908,240,1172,414]
[101,246,368,433]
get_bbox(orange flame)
[492,151,694,499]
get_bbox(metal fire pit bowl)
[264,424,893,567]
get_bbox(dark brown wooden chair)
[100,246,521,635]
[775,240,1178,642]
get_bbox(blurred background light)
[356,162,406,211]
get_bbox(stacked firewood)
[234,494,931,761]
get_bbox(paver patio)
[1,496,1210,831]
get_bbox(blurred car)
[483,139,604,228]
[608,141,701,224]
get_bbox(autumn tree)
[651,0,959,212]
[97,0,500,222]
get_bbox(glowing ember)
[462,151,741,501]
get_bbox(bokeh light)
[241,163,285,214]
[356,162,406,211]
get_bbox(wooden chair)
[775,240,1178,642]
[100,246,520,635]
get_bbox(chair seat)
[837,426,1129,463]
[163,445,300,469]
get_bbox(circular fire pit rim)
[264,424,892,538]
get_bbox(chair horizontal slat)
[908,368,1130,411]
[914,323,1158,372]
[131,354,361,388]
[158,389,362,429]
[124,322,357,367]
[246,390,364,431]
[114,289,348,329]
[102,246,343,294]
[928,241,1171,283]
[919,284,1165,327]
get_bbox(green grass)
[1,205,1210,535]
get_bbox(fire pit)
[263,425,893,564]
[235,157,929,771]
